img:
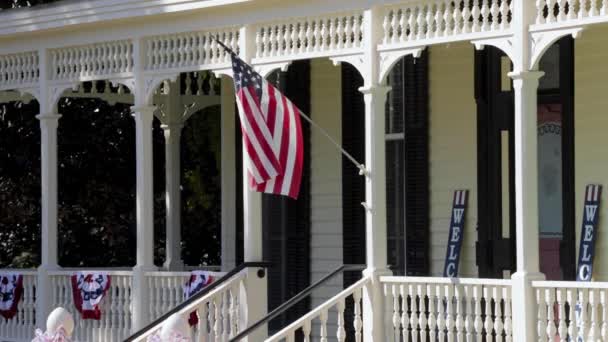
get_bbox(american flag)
[222,44,304,199]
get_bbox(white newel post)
[509,1,545,341]
[221,76,237,271]
[237,25,268,342]
[36,112,61,328]
[162,122,184,271]
[360,7,391,342]
[131,105,157,331]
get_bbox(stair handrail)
[264,275,371,342]
[124,261,271,342]
[229,264,366,342]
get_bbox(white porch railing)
[132,270,245,342]
[380,276,513,341]
[49,270,133,342]
[533,280,608,341]
[0,270,36,342]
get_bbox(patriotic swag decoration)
[71,273,111,320]
[443,190,468,278]
[576,184,602,281]
[0,273,23,320]
[220,42,304,199]
[183,271,220,326]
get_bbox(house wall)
[428,43,479,277]
[574,24,608,281]
[309,58,343,330]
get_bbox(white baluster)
[481,0,490,31]
[446,284,455,342]
[384,10,392,45]
[334,298,345,342]
[580,0,589,18]
[222,290,230,341]
[438,284,446,342]
[462,1,471,33]
[455,284,465,341]
[504,286,513,342]
[602,0,608,16]
[546,288,557,340]
[319,309,328,342]
[418,285,428,340]
[490,0,500,30]
[538,288,548,342]
[400,284,410,342]
[580,289,590,338]
[601,289,608,341]
[453,1,462,34]
[303,320,311,342]
[443,1,453,36]
[409,284,419,342]
[390,284,400,341]
[353,287,362,342]
[229,284,238,337]
[590,0,599,16]
[464,285,474,341]
[416,4,425,39]
[492,286,506,336]
[427,284,436,342]
[473,285,483,341]
[589,288,599,341]
[557,288,567,342]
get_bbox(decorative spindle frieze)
[381,0,512,47]
[253,11,364,61]
[0,51,39,90]
[145,29,239,72]
[51,41,133,81]
[535,0,608,25]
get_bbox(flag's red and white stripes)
[235,78,304,199]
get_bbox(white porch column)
[131,105,157,331]
[221,75,237,271]
[359,6,391,342]
[509,0,545,341]
[509,70,545,342]
[36,112,61,328]
[360,85,390,342]
[237,25,267,342]
[162,122,184,270]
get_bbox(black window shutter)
[403,50,430,276]
[341,63,366,287]
[262,60,311,332]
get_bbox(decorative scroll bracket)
[529,27,583,70]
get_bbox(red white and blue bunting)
[71,272,111,320]
[0,273,23,320]
[183,271,223,326]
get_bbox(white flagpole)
[214,37,367,176]
[296,110,367,176]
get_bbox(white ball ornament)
[46,307,74,337]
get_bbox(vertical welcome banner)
[443,190,468,278]
[576,184,602,281]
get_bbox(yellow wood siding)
[428,43,478,277]
[575,25,608,281]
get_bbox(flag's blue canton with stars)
[217,39,305,199]
[232,56,264,99]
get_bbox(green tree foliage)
[0,101,41,267]
[181,107,222,266]
[0,0,61,10]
